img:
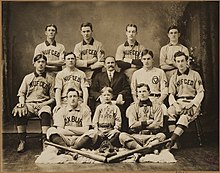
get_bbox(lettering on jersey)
[176,78,194,87]
[152,76,159,84]
[64,115,82,125]
[81,49,97,57]
[29,80,49,90]
[63,75,81,83]
[124,50,140,59]
[42,49,60,58]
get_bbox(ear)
[178,33,181,38]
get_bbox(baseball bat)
[45,141,107,162]
[107,138,171,163]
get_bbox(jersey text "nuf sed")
[42,49,60,58]
[63,75,81,83]
[81,49,97,56]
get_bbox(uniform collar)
[82,38,94,45]
[168,42,180,46]
[34,71,46,78]
[124,40,139,47]
[45,40,56,46]
[67,104,80,112]
[177,68,190,76]
[139,99,152,107]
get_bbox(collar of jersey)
[124,40,139,47]
[67,104,80,112]
[177,68,190,76]
[139,99,152,107]
[168,42,181,46]
[82,38,94,45]
[45,40,56,46]
[34,71,46,78]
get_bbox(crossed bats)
[45,138,171,163]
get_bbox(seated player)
[119,83,166,150]
[166,51,205,150]
[54,52,89,113]
[12,54,55,153]
[47,88,92,149]
[72,87,121,152]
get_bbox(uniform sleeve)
[54,72,63,90]
[82,105,92,127]
[182,46,189,56]
[168,74,177,95]
[151,104,164,127]
[159,46,167,68]
[92,105,101,127]
[115,44,124,61]
[59,45,65,61]
[53,108,65,128]
[130,71,137,96]
[17,76,29,97]
[160,70,169,95]
[80,72,89,88]
[126,105,138,128]
[49,76,55,99]
[114,105,122,130]
[74,43,88,67]
[191,72,205,107]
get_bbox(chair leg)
[194,118,203,146]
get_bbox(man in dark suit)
[90,56,132,132]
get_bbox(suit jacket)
[90,71,131,101]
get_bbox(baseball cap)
[33,54,47,63]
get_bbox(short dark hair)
[104,56,116,62]
[33,54,47,63]
[67,88,79,96]
[137,83,150,92]
[167,25,180,33]
[45,24,57,32]
[126,24,137,32]
[64,52,76,59]
[100,86,113,94]
[174,51,189,61]
[80,22,93,31]
[141,49,154,58]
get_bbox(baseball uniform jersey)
[126,101,164,130]
[93,102,122,131]
[34,40,65,72]
[160,43,189,81]
[74,38,104,79]
[55,67,89,100]
[115,40,145,82]
[131,67,168,101]
[17,72,55,103]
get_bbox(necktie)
[109,72,112,82]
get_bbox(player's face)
[34,58,46,72]
[175,55,187,71]
[45,26,57,39]
[168,29,180,42]
[105,57,116,72]
[137,86,150,101]
[81,26,93,41]
[126,26,137,41]
[102,91,112,103]
[65,54,76,68]
[141,54,153,68]
[67,91,79,107]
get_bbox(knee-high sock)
[50,134,67,147]
[17,125,26,141]
[125,140,142,149]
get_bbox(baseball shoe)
[99,140,114,153]
[17,140,26,153]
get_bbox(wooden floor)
[2,130,219,172]
[2,120,219,172]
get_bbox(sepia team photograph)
[1,1,219,172]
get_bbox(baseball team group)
[12,22,205,157]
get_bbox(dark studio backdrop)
[2,2,219,134]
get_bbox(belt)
[149,93,161,97]
[176,96,194,100]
